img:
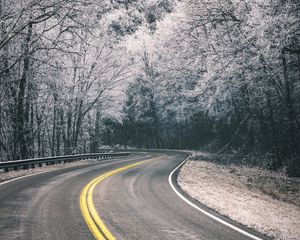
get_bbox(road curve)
[0,151,268,240]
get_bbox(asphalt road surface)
[0,151,268,240]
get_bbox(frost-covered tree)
[0,0,176,160]
[120,0,300,176]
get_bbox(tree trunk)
[51,93,57,156]
[65,111,72,154]
[267,96,282,169]
[36,104,42,157]
[56,109,63,156]
[282,50,297,154]
[30,101,34,158]
[16,22,32,159]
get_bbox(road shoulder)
[177,159,300,240]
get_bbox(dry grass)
[178,159,300,240]
[229,166,300,207]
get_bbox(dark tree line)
[0,0,176,160]
[103,0,300,177]
[1,0,299,177]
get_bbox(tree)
[0,0,177,160]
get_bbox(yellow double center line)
[80,158,157,240]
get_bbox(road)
[0,151,268,240]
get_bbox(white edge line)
[0,154,152,187]
[168,157,263,240]
[0,171,50,186]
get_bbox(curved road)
[0,151,268,240]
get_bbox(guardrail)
[0,152,130,173]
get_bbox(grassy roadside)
[178,153,300,240]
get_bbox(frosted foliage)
[121,0,300,169]
[0,0,300,174]
[0,0,177,159]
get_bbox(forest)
[0,0,299,176]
